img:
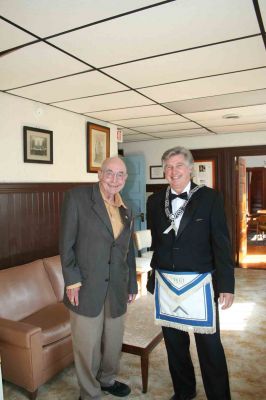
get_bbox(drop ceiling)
[0,0,266,143]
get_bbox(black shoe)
[101,380,131,397]
[170,392,196,400]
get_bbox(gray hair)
[161,146,194,168]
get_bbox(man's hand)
[127,294,137,304]
[66,287,80,306]
[219,293,234,310]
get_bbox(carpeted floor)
[3,268,266,400]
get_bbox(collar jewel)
[164,185,204,235]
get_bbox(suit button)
[105,278,109,282]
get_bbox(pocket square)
[195,218,204,222]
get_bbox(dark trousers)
[162,316,231,400]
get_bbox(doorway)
[237,155,266,269]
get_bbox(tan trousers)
[70,295,125,400]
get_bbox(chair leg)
[28,389,38,400]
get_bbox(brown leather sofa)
[0,256,73,399]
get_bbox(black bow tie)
[170,191,188,201]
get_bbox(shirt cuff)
[66,282,82,289]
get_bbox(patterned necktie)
[169,191,188,201]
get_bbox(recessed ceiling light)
[222,113,240,119]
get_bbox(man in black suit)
[147,146,234,400]
[60,156,137,400]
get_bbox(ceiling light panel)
[0,20,36,52]
[85,104,173,121]
[140,69,266,103]
[49,0,259,68]
[185,104,266,126]
[54,91,154,113]
[165,88,266,114]
[0,0,163,37]
[7,70,128,103]
[133,122,199,133]
[105,38,266,88]
[212,122,266,134]
[0,42,88,90]
[112,114,187,127]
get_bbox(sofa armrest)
[0,317,42,348]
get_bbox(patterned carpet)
[3,268,266,400]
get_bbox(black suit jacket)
[147,182,235,294]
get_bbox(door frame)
[230,146,266,264]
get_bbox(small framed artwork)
[193,159,215,188]
[150,165,165,179]
[23,126,53,164]
[87,123,110,172]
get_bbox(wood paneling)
[0,183,91,269]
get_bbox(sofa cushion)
[21,303,71,346]
[43,256,64,302]
[0,259,57,321]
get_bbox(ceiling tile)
[85,104,173,121]
[112,114,187,127]
[0,42,88,90]
[133,122,199,133]
[212,122,266,134]
[165,87,266,114]
[151,128,213,138]
[105,38,266,88]
[0,0,163,37]
[139,69,266,103]
[0,20,35,52]
[49,0,260,68]
[258,0,266,27]
[54,91,154,113]
[8,70,128,103]
[123,133,157,142]
[118,127,144,135]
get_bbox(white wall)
[120,131,266,184]
[0,92,118,182]
[243,155,266,168]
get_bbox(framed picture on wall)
[23,126,53,164]
[150,165,165,179]
[87,123,110,172]
[193,160,215,188]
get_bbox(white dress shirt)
[171,182,191,233]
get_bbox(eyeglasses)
[102,169,127,180]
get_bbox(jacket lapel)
[175,182,202,240]
[91,183,114,237]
